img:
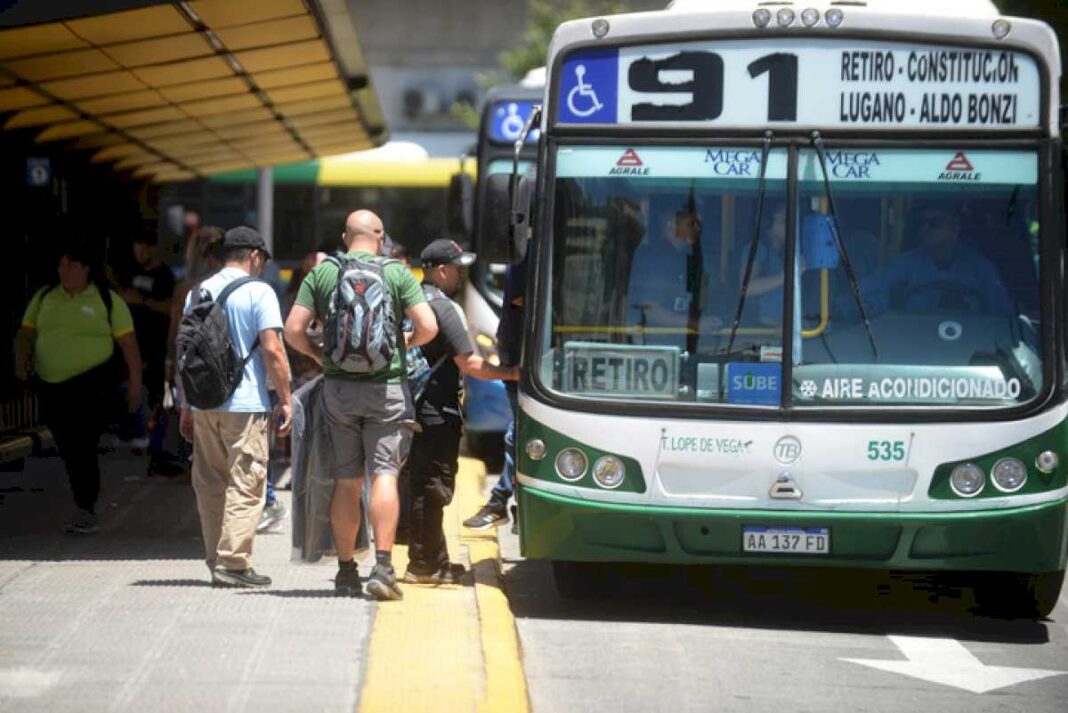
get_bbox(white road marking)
[844,635,1067,694]
[0,669,62,698]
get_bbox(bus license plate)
[742,527,829,554]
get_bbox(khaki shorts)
[322,379,414,479]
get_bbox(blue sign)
[557,49,618,124]
[26,158,51,187]
[490,100,540,144]
[727,362,782,405]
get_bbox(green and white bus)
[493,0,1067,616]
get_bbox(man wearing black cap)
[404,239,519,585]
[179,226,293,589]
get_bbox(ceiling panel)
[41,71,147,100]
[77,90,165,115]
[131,56,232,87]
[64,6,192,45]
[266,79,342,105]
[275,94,352,117]
[197,106,275,128]
[103,33,214,68]
[6,104,78,129]
[287,107,359,129]
[92,143,149,162]
[0,86,50,112]
[127,118,206,139]
[36,120,103,142]
[115,152,163,170]
[157,76,248,103]
[0,24,87,61]
[133,160,181,177]
[106,106,188,129]
[177,93,262,118]
[235,40,329,74]
[252,62,336,90]
[6,48,119,82]
[211,120,289,141]
[212,15,319,52]
[186,0,307,29]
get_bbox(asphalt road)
[497,502,1068,713]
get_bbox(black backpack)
[175,276,260,410]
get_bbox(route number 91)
[628,51,798,122]
[867,440,905,462]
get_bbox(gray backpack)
[322,254,398,373]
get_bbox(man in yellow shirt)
[15,242,142,534]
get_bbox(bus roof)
[667,1,1001,18]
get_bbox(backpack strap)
[212,276,263,362]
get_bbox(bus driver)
[852,205,1015,317]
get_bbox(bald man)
[286,210,437,600]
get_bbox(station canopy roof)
[0,0,386,182]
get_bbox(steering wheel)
[894,280,990,314]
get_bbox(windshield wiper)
[724,131,773,364]
[810,131,878,361]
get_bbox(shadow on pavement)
[0,451,206,562]
[504,559,1054,646]
[130,579,213,588]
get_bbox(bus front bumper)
[519,487,1068,573]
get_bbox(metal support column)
[257,166,274,254]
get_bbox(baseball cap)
[420,238,475,267]
[221,226,271,258]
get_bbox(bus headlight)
[992,19,1012,40]
[1036,450,1059,473]
[752,9,771,28]
[949,463,985,498]
[776,8,795,27]
[592,456,625,489]
[825,9,844,28]
[555,448,588,481]
[991,458,1027,493]
[525,439,546,461]
[800,8,820,27]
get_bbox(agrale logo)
[939,152,981,182]
[610,148,650,176]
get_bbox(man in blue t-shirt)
[854,206,1014,316]
[180,227,292,589]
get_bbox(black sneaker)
[365,563,403,601]
[335,561,362,597]
[212,567,271,589]
[463,504,508,531]
[403,562,466,586]
[510,504,519,536]
[65,509,99,535]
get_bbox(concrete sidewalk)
[0,450,373,713]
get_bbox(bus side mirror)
[447,172,474,239]
[483,174,531,264]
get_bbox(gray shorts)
[322,380,415,480]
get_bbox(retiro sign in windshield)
[554,38,1040,130]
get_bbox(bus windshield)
[793,148,1041,407]
[538,145,1043,409]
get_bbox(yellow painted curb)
[359,457,529,713]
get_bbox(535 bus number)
[866,440,905,462]
[628,51,798,122]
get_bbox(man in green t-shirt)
[285,210,437,601]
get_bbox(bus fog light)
[776,8,795,26]
[525,439,546,461]
[991,458,1027,492]
[555,448,588,481]
[825,9,844,28]
[592,456,625,489]
[752,9,771,28]
[591,18,610,38]
[800,8,820,27]
[950,463,985,498]
[992,19,1011,40]
[1036,450,1059,473]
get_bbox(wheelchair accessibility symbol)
[496,103,526,141]
[566,65,603,118]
